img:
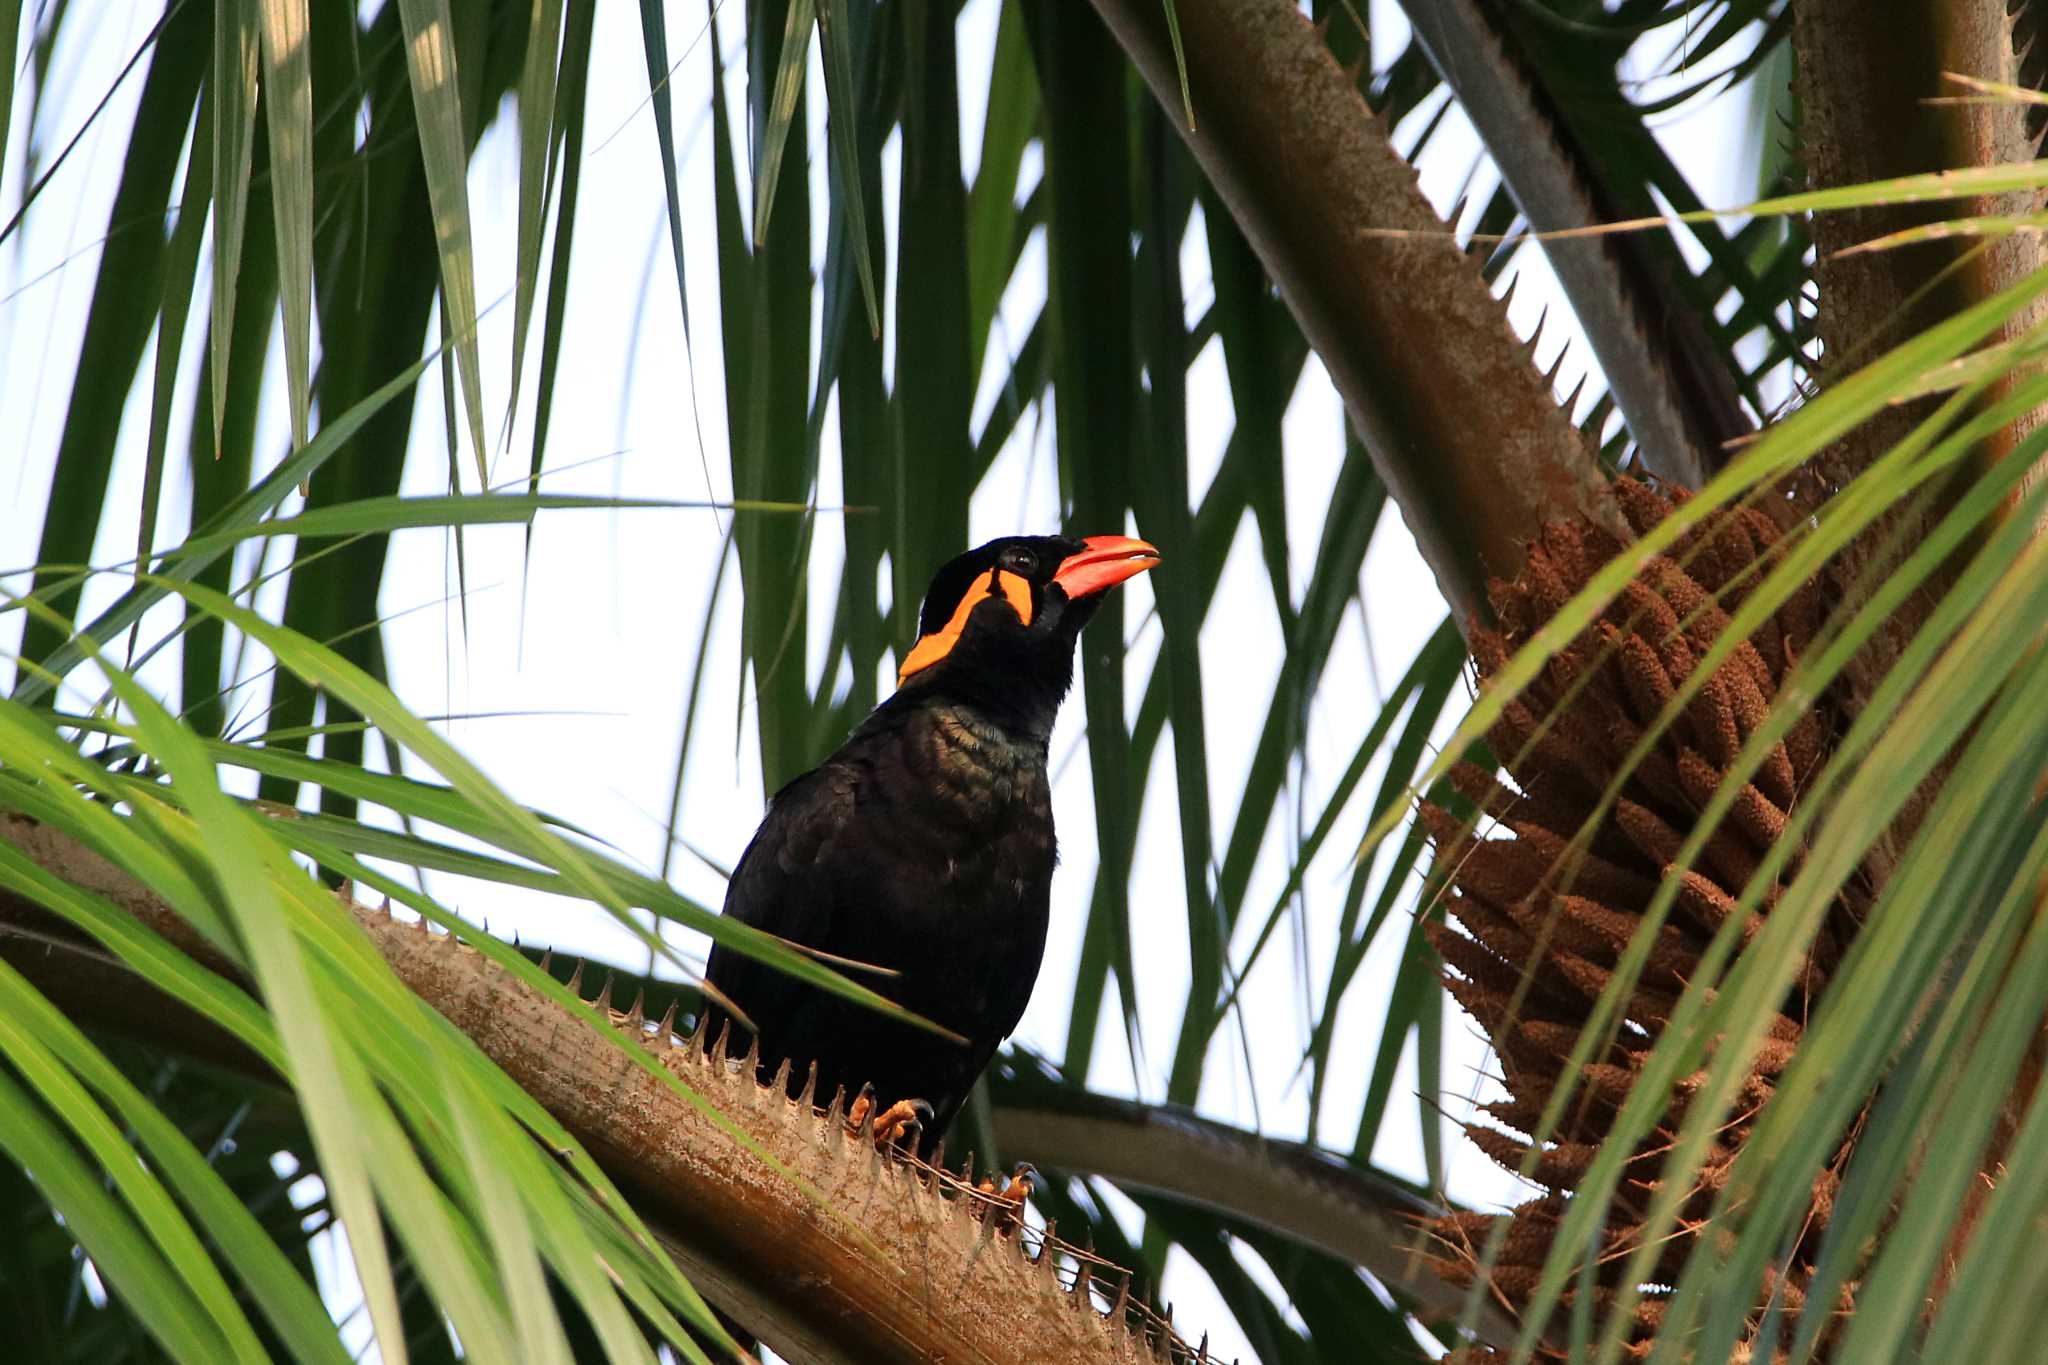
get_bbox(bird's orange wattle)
[895,569,1035,684]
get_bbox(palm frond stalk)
[18,0,2048,1357]
[1085,0,1623,617]
[0,808,1507,1358]
[0,813,1188,1365]
[1795,0,2048,826]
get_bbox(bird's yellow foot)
[974,1163,1036,1226]
[845,1088,932,1149]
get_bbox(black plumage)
[700,533,1158,1152]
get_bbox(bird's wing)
[701,762,858,1040]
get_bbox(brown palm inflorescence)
[1421,478,1855,1359]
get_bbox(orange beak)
[1051,535,1161,600]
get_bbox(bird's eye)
[1000,547,1037,575]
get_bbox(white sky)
[0,2,1770,1358]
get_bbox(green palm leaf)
[9,0,2048,1359]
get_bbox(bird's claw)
[845,1088,932,1149]
[974,1162,1036,1226]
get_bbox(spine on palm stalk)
[1420,478,1852,1358]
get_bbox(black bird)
[701,533,1159,1155]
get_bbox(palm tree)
[3,0,2045,1359]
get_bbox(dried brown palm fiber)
[1443,898,1551,979]
[1473,1264,1692,1316]
[1430,923,1581,1029]
[1433,1202,1564,1268]
[1449,768,1633,866]
[1498,894,1705,985]
[1639,553,1733,648]
[1643,558,1779,704]
[1782,704,1827,792]
[1512,1022,1644,1086]
[1583,1289,1685,1338]
[1692,509,1770,600]
[1612,796,1689,867]
[1499,811,1661,890]
[1462,1125,1623,1189]
[1712,637,1779,748]
[1447,760,1516,808]
[1689,668,1748,771]
[1654,750,1771,889]
[1672,867,1766,947]
[1748,727,1802,814]
[1616,626,1680,724]
[1670,1030,1800,1079]
[1744,509,1826,656]
[1660,1058,1786,1124]
[1610,797,1797,958]
[1466,1190,1696,1278]
[1501,535,1583,628]
[1488,820,1663,906]
[1556,891,1705,966]
[1440,835,1631,918]
[1614,472,1678,537]
[1425,921,1527,993]
[1546,953,1698,1032]
[1619,745,1696,815]
[1718,770,1793,852]
[1608,578,1694,673]
[1438,965,1556,1047]
[1481,1100,1620,1152]
[1492,696,1612,798]
[1488,1052,1610,1118]
[1418,477,1853,1360]
[1572,1060,1644,1106]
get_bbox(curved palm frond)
[7,0,2048,1359]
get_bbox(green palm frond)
[7,0,2048,1359]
